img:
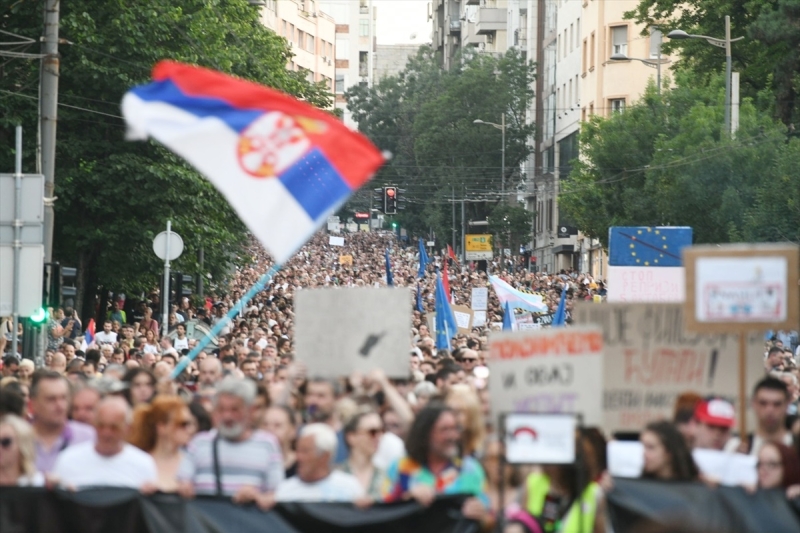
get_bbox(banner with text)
[574,303,764,433]
[488,327,604,426]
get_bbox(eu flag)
[608,227,692,267]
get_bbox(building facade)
[257,0,336,94]
[374,44,420,82]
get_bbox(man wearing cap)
[692,398,735,450]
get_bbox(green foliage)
[345,47,536,243]
[561,75,792,247]
[0,0,331,315]
[487,202,533,251]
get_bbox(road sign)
[0,173,44,244]
[153,231,184,261]
[466,234,493,261]
[0,244,44,316]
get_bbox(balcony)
[475,8,506,35]
[462,22,485,47]
[449,20,462,35]
[466,0,480,4]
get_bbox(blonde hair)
[446,384,486,457]
[127,396,187,452]
[0,414,37,477]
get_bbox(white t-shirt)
[173,337,189,351]
[275,471,365,502]
[52,442,157,489]
[373,431,406,471]
[94,331,118,346]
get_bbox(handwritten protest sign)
[607,266,684,303]
[471,288,488,311]
[488,327,604,426]
[452,305,474,334]
[574,303,763,433]
[339,255,353,266]
[295,288,411,378]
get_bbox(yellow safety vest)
[525,473,600,533]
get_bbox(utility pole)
[451,185,456,256]
[724,15,732,136]
[41,0,60,263]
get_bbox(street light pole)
[724,15,732,136]
[501,113,506,201]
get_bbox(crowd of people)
[1,230,799,533]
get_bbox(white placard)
[695,257,787,322]
[518,322,541,330]
[607,266,685,303]
[451,305,474,335]
[692,449,757,487]
[504,413,576,464]
[329,236,345,247]
[473,310,487,327]
[488,327,604,426]
[607,441,644,478]
[454,310,471,329]
[295,288,411,378]
[471,287,489,311]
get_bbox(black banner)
[607,478,800,533]
[0,488,477,533]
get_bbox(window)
[289,24,295,43]
[589,32,595,69]
[359,19,369,37]
[576,19,580,49]
[649,27,662,59]
[564,29,568,56]
[575,75,579,103]
[359,0,368,14]
[582,39,587,73]
[568,78,572,106]
[307,34,315,52]
[298,30,305,48]
[335,74,345,93]
[610,98,625,113]
[611,26,627,56]
[547,199,554,230]
[589,102,594,116]
[557,88,561,111]
[582,107,587,122]
[282,20,287,37]
[557,34,561,61]
[570,24,574,51]
[359,51,368,77]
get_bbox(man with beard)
[304,377,347,462]
[179,377,283,509]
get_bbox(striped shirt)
[180,429,284,496]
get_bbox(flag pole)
[170,263,282,379]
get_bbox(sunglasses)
[362,428,384,438]
[0,437,14,448]
[462,358,478,363]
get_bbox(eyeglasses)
[756,460,782,470]
[361,428,384,438]
[0,437,14,448]
[462,358,478,363]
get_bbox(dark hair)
[121,368,156,405]
[161,353,177,365]
[85,349,101,366]
[753,376,790,400]
[0,386,25,417]
[768,346,784,356]
[435,366,458,384]
[343,410,377,436]
[30,369,67,398]
[188,400,212,432]
[761,441,800,489]
[221,355,237,366]
[642,421,699,481]
[405,403,455,466]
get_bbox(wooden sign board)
[683,244,800,333]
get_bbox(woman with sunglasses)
[128,396,196,492]
[0,414,44,486]
[338,410,386,500]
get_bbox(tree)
[0,0,331,319]
[560,74,788,247]
[345,47,536,244]
[487,202,534,252]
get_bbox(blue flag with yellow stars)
[608,227,693,267]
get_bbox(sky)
[373,0,431,45]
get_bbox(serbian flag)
[84,319,96,346]
[442,260,453,304]
[122,61,386,264]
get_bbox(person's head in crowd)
[640,421,699,482]
[16,359,34,385]
[70,384,101,426]
[48,352,67,375]
[30,370,71,433]
[2,355,19,378]
[405,403,460,466]
[0,414,38,486]
[482,437,522,494]
[82,359,98,378]
[692,397,735,451]
[766,346,786,372]
[752,377,789,436]
[343,409,383,463]
[111,348,126,365]
[0,386,26,418]
[756,441,800,490]
[265,404,297,456]
[122,368,156,407]
[93,396,133,457]
[152,361,171,382]
[213,376,256,442]
[103,363,127,381]
[198,357,222,389]
[435,366,460,393]
[161,352,177,370]
[295,423,338,483]
[125,359,140,370]
[60,341,76,362]
[412,381,438,413]
[457,349,480,373]
[445,384,485,457]
[419,360,435,376]
[304,377,339,424]
[141,352,157,370]
[672,392,703,447]
[128,395,194,453]
[65,359,85,381]
[240,359,259,380]
[102,320,113,334]
[251,383,270,430]
[188,400,213,433]
[774,371,800,403]
[221,355,237,373]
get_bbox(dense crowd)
[1,230,799,533]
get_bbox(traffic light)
[372,187,384,214]
[172,273,194,304]
[384,186,398,215]
[45,263,77,308]
[30,306,48,325]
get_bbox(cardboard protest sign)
[452,305,474,335]
[574,303,764,434]
[607,266,685,303]
[295,287,411,378]
[488,327,604,426]
[339,254,353,266]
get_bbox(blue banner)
[608,226,692,267]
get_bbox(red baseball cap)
[694,398,735,428]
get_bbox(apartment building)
[431,0,511,69]
[318,0,377,127]
[257,0,336,94]
[374,44,420,81]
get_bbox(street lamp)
[609,53,671,95]
[667,16,744,135]
[473,114,506,201]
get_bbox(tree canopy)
[0,0,331,317]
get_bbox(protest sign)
[295,288,411,378]
[607,266,684,303]
[473,310,487,327]
[471,287,488,310]
[451,305,474,334]
[504,413,576,464]
[338,255,353,266]
[488,327,604,426]
[329,236,344,247]
[574,303,763,434]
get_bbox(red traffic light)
[386,188,396,197]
